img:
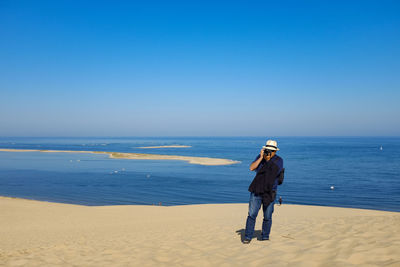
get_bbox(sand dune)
[0,148,239,166]
[1,197,399,266]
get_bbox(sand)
[137,145,192,149]
[0,149,239,166]
[0,197,399,267]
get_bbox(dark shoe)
[260,237,269,241]
[242,239,251,244]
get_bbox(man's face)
[263,150,276,161]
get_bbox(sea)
[0,137,399,212]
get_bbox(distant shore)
[1,196,399,266]
[0,148,240,166]
[137,145,192,149]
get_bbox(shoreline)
[1,195,399,213]
[1,196,399,266]
[0,148,240,166]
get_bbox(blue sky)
[1,0,399,136]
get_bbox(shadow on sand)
[236,229,263,242]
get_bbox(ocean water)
[0,137,399,212]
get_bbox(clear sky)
[1,0,399,136]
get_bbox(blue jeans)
[244,192,275,240]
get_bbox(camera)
[263,149,273,157]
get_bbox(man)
[243,140,284,244]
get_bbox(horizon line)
[0,135,399,138]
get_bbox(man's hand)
[250,148,265,171]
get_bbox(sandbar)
[0,148,239,166]
[0,196,399,266]
[137,145,192,149]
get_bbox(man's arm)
[249,148,264,171]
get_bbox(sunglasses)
[263,149,275,155]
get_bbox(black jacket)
[248,158,280,206]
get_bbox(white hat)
[263,140,279,151]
